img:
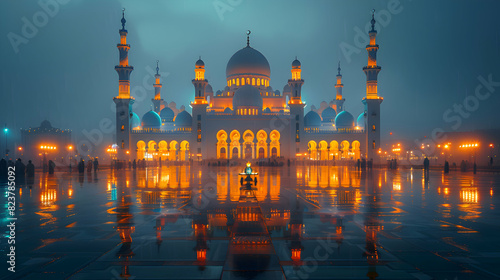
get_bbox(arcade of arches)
[217,129,281,160]
[307,140,361,161]
[137,140,190,161]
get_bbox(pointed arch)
[180,140,190,161]
[137,140,146,160]
[256,130,268,159]
[319,140,328,160]
[269,130,281,158]
[308,141,317,160]
[340,140,350,159]
[329,140,339,160]
[169,140,179,161]
[242,130,255,159]
[229,130,241,159]
[216,130,228,159]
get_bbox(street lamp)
[4,124,8,158]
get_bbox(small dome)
[263,107,271,113]
[160,107,175,122]
[131,112,141,129]
[283,84,291,93]
[356,112,365,128]
[142,110,161,129]
[292,58,301,68]
[233,85,263,109]
[223,107,232,113]
[195,58,205,67]
[304,111,321,127]
[40,120,52,129]
[321,107,337,122]
[175,110,192,127]
[335,111,355,128]
[205,83,213,93]
[226,46,270,79]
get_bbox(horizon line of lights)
[459,143,479,148]
[40,145,57,150]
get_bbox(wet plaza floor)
[1,165,500,280]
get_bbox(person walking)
[93,158,99,172]
[78,159,85,173]
[26,160,35,187]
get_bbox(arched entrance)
[220,147,227,159]
[232,147,238,159]
[258,147,265,159]
[308,141,317,160]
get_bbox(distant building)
[112,11,384,163]
[20,120,72,165]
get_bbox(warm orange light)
[68,145,73,150]
[437,144,441,148]
[126,150,130,154]
[490,144,494,148]
[18,147,22,151]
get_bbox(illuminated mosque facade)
[113,11,383,162]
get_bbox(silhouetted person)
[94,158,99,172]
[357,159,361,170]
[0,158,7,182]
[361,158,366,170]
[132,159,136,169]
[78,159,85,173]
[423,157,430,180]
[460,160,466,172]
[26,160,35,186]
[473,162,477,174]
[48,160,55,174]
[15,158,26,185]
[444,161,449,174]
[490,157,493,167]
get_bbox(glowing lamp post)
[4,125,8,158]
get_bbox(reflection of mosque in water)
[103,166,373,276]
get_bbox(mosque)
[113,10,383,163]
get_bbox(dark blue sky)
[1,0,499,145]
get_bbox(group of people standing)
[0,158,35,186]
[76,158,99,173]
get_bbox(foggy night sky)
[1,0,499,148]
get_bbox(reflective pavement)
[1,165,499,279]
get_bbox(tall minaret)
[113,9,134,159]
[288,57,306,154]
[191,57,209,157]
[362,9,383,163]
[335,61,345,112]
[152,60,164,113]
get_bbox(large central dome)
[226,46,271,79]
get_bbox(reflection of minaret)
[114,171,135,279]
[113,9,135,159]
[335,61,345,112]
[363,159,382,279]
[193,211,209,267]
[289,198,304,265]
[362,9,383,163]
[152,60,164,113]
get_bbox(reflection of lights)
[491,188,494,197]
[68,188,73,198]
[444,188,449,195]
[393,183,401,191]
[460,188,478,203]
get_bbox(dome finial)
[121,8,126,30]
[156,60,159,75]
[337,61,341,75]
[370,9,376,32]
[246,30,251,47]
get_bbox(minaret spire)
[370,9,376,32]
[152,60,164,113]
[335,60,344,112]
[121,8,126,31]
[246,30,251,47]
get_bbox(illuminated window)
[257,79,260,86]
[241,78,245,85]
[244,108,247,115]
[247,78,250,84]
[252,78,255,85]
[236,79,240,86]
[121,125,124,131]
[232,79,235,85]
[372,125,376,131]
[372,140,376,149]
[121,140,125,149]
